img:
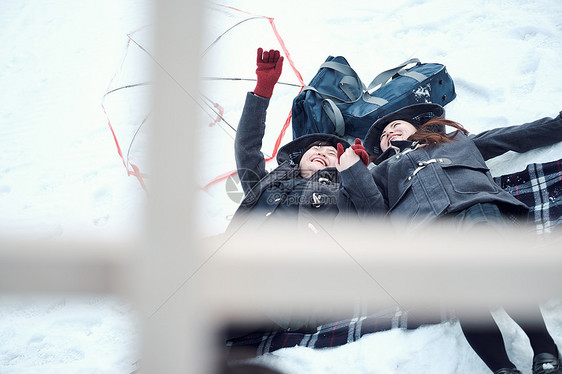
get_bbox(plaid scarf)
[226,158,562,356]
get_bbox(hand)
[350,138,369,166]
[336,144,361,172]
[253,47,284,98]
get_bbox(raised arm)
[472,111,562,160]
[234,48,284,194]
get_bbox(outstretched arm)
[234,48,284,195]
[472,111,562,160]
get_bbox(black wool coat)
[228,93,342,233]
[339,111,562,225]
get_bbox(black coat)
[228,93,342,232]
[339,111,562,225]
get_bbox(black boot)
[494,369,522,374]
[533,353,562,374]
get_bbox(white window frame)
[1,1,561,373]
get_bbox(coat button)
[318,177,330,185]
[312,192,325,208]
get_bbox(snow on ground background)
[1,0,562,373]
[0,1,149,373]
[0,0,151,241]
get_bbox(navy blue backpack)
[291,57,456,141]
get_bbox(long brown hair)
[407,118,469,148]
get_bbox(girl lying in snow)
[336,103,562,374]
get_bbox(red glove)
[253,48,284,98]
[338,139,369,166]
[337,142,345,161]
[351,138,370,166]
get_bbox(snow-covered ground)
[1,0,562,372]
[0,1,149,373]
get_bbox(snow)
[1,0,562,373]
[0,295,140,374]
[0,0,152,241]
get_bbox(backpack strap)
[367,58,420,91]
[301,85,359,105]
[319,61,365,101]
[321,98,345,136]
[363,58,426,106]
[339,75,362,101]
[320,61,364,85]
[361,91,388,106]
[397,68,427,82]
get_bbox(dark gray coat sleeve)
[337,160,387,217]
[471,111,562,160]
[235,92,270,195]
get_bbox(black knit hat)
[363,103,445,156]
[277,133,351,165]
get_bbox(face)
[299,145,338,178]
[379,120,418,152]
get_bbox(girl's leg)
[505,305,559,357]
[459,310,517,372]
[454,205,518,371]
[505,306,561,374]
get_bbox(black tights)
[459,306,558,372]
[455,207,559,371]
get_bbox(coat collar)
[374,140,420,164]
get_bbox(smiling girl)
[228,48,359,233]
[336,103,562,374]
